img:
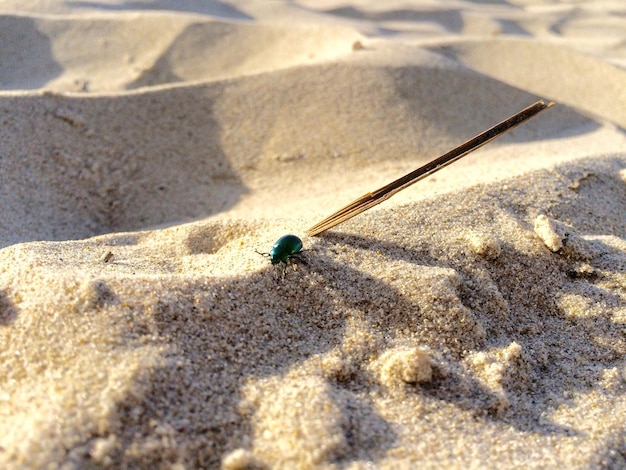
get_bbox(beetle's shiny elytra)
[256,234,305,278]
[269,234,303,265]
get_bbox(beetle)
[256,234,305,278]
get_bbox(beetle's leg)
[272,264,281,281]
[281,262,288,280]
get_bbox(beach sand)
[0,1,625,468]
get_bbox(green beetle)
[257,234,304,278]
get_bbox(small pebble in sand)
[533,214,595,259]
[352,40,365,51]
[99,251,114,263]
[89,435,117,465]
[320,353,357,382]
[466,232,502,259]
[378,347,433,387]
[534,214,564,252]
[222,448,261,470]
[466,342,528,415]
[600,367,624,392]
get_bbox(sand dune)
[0,1,624,468]
[0,55,609,247]
[1,12,362,92]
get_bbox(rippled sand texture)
[0,1,625,468]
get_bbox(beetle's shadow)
[107,257,401,467]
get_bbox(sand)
[0,1,625,468]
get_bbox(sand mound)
[0,58,600,248]
[435,39,626,129]
[1,155,624,468]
